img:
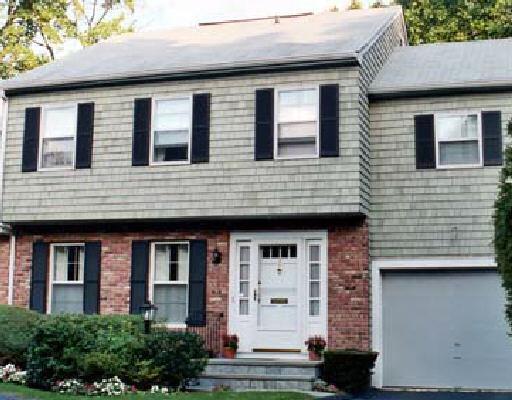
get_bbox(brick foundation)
[0,237,10,305]
[6,219,369,351]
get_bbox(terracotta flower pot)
[222,347,237,359]
[308,350,321,361]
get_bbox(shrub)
[26,314,145,389]
[144,329,208,388]
[322,349,378,394]
[0,305,41,367]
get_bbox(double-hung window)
[151,242,189,325]
[275,88,319,158]
[49,244,84,314]
[435,112,482,168]
[152,98,191,163]
[40,105,77,169]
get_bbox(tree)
[495,120,512,327]
[394,0,512,45]
[0,0,134,79]
[348,0,363,10]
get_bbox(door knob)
[253,289,257,301]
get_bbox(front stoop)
[195,358,323,391]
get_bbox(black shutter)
[22,107,41,172]
[255,88,274,160]
[75,103,95,169]
[415,114,436,169]
[130,240,149,314]
[191,93,210,163]
[132,98,151,166]
[30,241,48,313]
[320,84,339,157]
[186,240,207,327]
[83,241,101,314]
[482,111,503,166]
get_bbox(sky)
[133,0,375,31]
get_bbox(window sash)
[307,242,321,317]
[275,88,319,159]
[435,112,483,168]
[39,105,77,170]
[151,97,191,164]
[150,242,190,325]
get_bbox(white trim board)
[371,256,497,388]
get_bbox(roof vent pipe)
[274,16,280,23]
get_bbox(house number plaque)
[270,298,288,305]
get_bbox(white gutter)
[7,234,15,305]
[0,93,7,214]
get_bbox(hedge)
[0,305,42,367]
[322,349,378,394]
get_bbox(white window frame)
[149,241,190,328]
[38,104,78,171]
[274,86,320,160]
[150,95,193,166]
[47,243,85,314]
[307,240,322,318]
[434,110,483,169]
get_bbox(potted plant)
[222,334,239,359]
[305,335,326,361]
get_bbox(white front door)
[229,231,327,356]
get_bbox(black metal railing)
[186,311,224,357]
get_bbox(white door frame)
[229,230,328,355]
[371,256,497,388]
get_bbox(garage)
[382,270,512,389]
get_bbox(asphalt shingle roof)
[2,7,402,92]
[370,38,512,96]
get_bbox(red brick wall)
[0,237,10,304]
[11,220,369,350]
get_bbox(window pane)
[240,300,249,315]
[44,106,76,138]
[52,284,83,314]
[240,282,249,298]
[310,263,320,280]
[54,246,84,282]
[310,282,320,298]
[41,137,74,168]
[277,140,316,157]
[154,284,187,324]
[154,244,189,282]
[240,264,249,280]
[309,300,320,316]
[279,89,317,122]
[309,245,320,262]
[154,130,189,146]
[437,115,478,141]
[439,140,479,165]
[240,247,250,262]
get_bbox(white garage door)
[382,270,512,389]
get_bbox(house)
[369,39,512,390]
[0,4,511,392]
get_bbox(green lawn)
[0,383,314,400]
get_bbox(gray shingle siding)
[357,14,406,213]
[370,93,509,258]
[4,69,364,223]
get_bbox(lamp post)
[140,302,158,334]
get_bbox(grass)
[0,383,314,400]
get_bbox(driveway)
[337,391,512,400]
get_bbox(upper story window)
[151,242,189,325]
[40,105,77,169]
[435,113,482,168]
[152,98,191,164]
[49,244,84,314]
[275,88,319,159]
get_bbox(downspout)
[8,234,15,305]
[1,94,14,305]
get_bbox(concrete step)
[198,358,323,391]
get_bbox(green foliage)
[26,314,146,389]
[144,329,208,388]
[322,349,378,394]
[25,314,207,390]
[395,0,512,45]
[495,120,512,327]
[0,305,42,367]
[0,0,134,79]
